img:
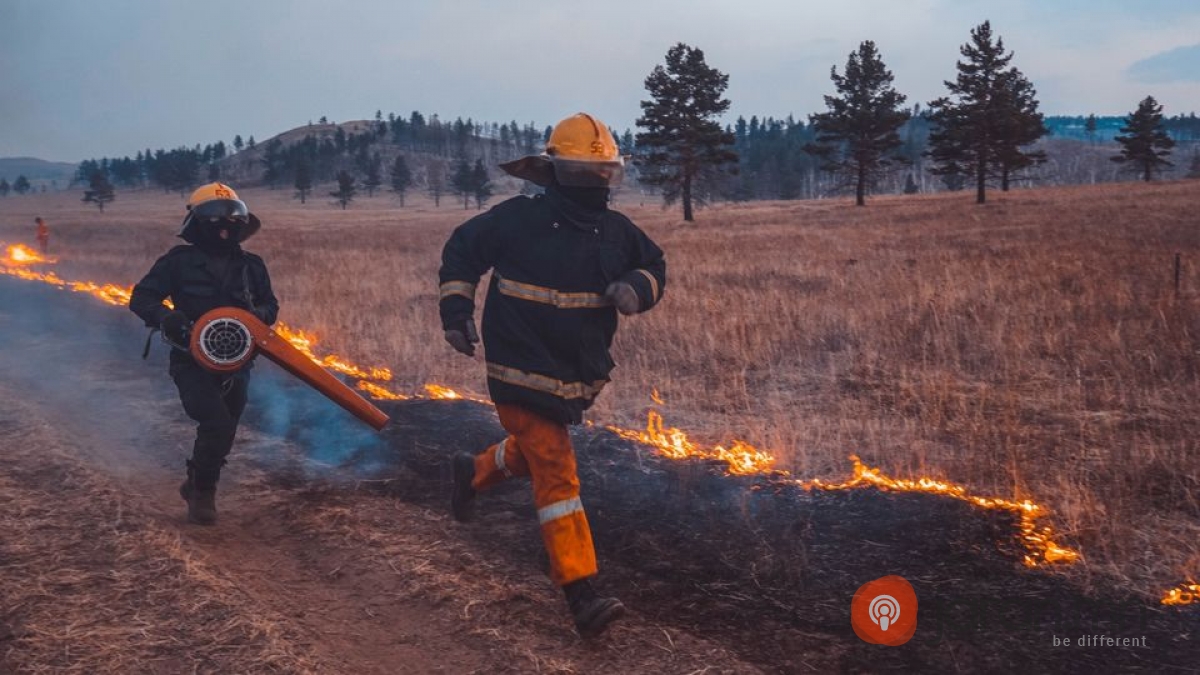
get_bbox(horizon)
[4,1,1199,162]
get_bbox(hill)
[0,156,77,184]
[215,118,532,197]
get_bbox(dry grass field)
[2,179,1197,602]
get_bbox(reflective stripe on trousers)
[471,403,598,585]
[495,438,513,478]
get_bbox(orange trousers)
[472,403,598,586]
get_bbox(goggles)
[191,199,250,225]
[551,157,626,188]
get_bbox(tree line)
[63,19,1198,218]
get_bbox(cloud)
[1128,43,1200,83]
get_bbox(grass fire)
[1,185,1194,613]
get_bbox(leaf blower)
[186,307,390,430]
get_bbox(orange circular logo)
[850,575,918,646]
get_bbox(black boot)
[180,461,218,526]
[451,453,477,522]
[564,579,625,638]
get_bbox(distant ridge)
[0,157,77,183]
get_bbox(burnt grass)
[256,395,1198,674]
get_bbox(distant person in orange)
[35,217,49,254]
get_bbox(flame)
[2,267,133,307]
[803,455,1080,567]
[273,323,393,382]
[5,243,57,265]
[357,380,411,401]
[424,384,461,399]
[1161,581,1199,606]
[608,411,777,475]
[608,411,1084,568]
[2,249,1193,605]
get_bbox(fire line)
[1,242,1192,606]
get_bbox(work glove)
[444,319,479,357]
[160,310,192,347]
[605,281,639,316]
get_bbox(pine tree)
[1084,114,1098,143]
[0,178,8,197]
[904,173,920,194]
[991,67,1046,190]
[247,136,256,150]
[233,135,244,152]
[471,158,493,210]
[1111,96,1175,182]
[81,171,115,212]
[635,43,738,221]
[13,175,31,195]
[294,159,313,204]
[363,154,383,196]
[451,157,473,209]
[390,154,413,206]
[1187,152,1200,179]
[330,170,356,209]
[927,21,1043,203]
[261,139,284,188]
[427,159,446,207]
[806,40,910,206]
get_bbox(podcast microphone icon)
[868,594,901,631]
[852,575,916,645]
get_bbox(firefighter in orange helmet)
[439,113,666,637]
[129,183,278,525]
[34,217,49,254]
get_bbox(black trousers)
[170,358,249,489]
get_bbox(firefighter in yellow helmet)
[129,183,278,525]
[438,113,666,637]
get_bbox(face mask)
[194,220,241,250]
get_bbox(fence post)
[1175,252,1182,297]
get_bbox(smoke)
[0,277,389,479]
[245,362,390,476]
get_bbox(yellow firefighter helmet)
[179,182,260,242]
[500,112,625,188]
[187,182,241,208]
[545,113,624,188]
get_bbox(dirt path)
[0,280,756,673]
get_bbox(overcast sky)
[3,0,1199,162]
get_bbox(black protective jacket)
[129,244,279,365]
[439,188,666,424]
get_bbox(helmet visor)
[552,157,625,188]
[191,199,250,224]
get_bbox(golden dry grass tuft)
[2,180,1198,598]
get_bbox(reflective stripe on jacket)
[438,190,666,423]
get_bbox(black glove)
[160,310,192,347]
[605,281,639,316]
[444,319,479,357]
